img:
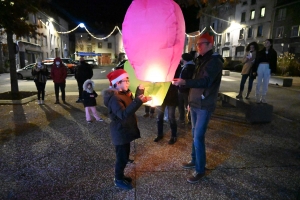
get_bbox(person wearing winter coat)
[153,82,179,145]
[252,39,277,103]
[172,32,223,184]
[82,79,103,123]
[236,42,259,99]
[31,58,49,105]
[51,57,67,104]
[103,69,151,190]
[175,53,195,124]
[74,57,93,103]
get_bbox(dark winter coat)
[252,47,277,74]
[175,62,195,94]
[102,88,144,145]
[51,57,67,84]
[83,91,98,107]
[75,61,93,82]
[31,64,49,83]
[162,84,179,106]
[185,50,223,112]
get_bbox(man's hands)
[138,95,152,103]
[172,78,186,86]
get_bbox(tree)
[175,0,240,31]
[0,0,48,96]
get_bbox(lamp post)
[281,43,284,54]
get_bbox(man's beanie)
[199,32,214,45]
[181,53,193,62]
[106,69,129,86]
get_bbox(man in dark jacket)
[75,57,93,103]
[103,69,151,190]
[172,32,223,184]
[175,53,195,124]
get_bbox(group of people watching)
[31,33,278,191]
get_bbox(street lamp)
[281,43,284,54]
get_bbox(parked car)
[84,59,98,68]
[43,58,75,74]
[16,62,52,79]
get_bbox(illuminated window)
[250,10,255,20]
[222,49,230,57]
[260,7,265,17]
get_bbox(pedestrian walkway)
[0,95,299,199]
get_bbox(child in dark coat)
[82,79,103,123]
[103,69,151,190]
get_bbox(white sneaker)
[261,96,267,103]
[40,100,44,104]
[37,100,41,104]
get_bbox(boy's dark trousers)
[115,143,130,180]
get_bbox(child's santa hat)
[106,69,129,87]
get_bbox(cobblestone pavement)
[0,94,300,199]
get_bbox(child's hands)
[138,95,152,103]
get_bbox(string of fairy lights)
[39,20,222,40]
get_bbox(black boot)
[245,91,251,99]
[236,90,243,99]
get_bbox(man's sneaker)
[123,175,132,183]
[97,118,103,122]
[54,101,60,104]
[37,100,41,104]
[182,161,195,169]
[143,113,150,118]
[114,179,133,190]
[168,137,177,145]
[154,135,163,142]
[40,100,44,105]
[187,171,205,184]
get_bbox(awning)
[75,52,101,57]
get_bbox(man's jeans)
[190,107,212,174]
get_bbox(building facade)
[0,11,70,70]
[74,31,123,65]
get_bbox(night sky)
[49,0,199,34]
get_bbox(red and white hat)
[106,69,129,86]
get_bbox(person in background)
[82,79,103,123]
[103,69,152,190]
[236,42,259,99]
[154,81,178,145]
[74,57,93,103]
[252,39,277,103]
[32,58,49,105]
[172,32,223,183]
[51,57,67,104]
[143,105,155,118]
[175,53,195,124]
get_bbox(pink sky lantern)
[122,0,185,83]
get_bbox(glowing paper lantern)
[124,61,170,106]
[122,0,185,82]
